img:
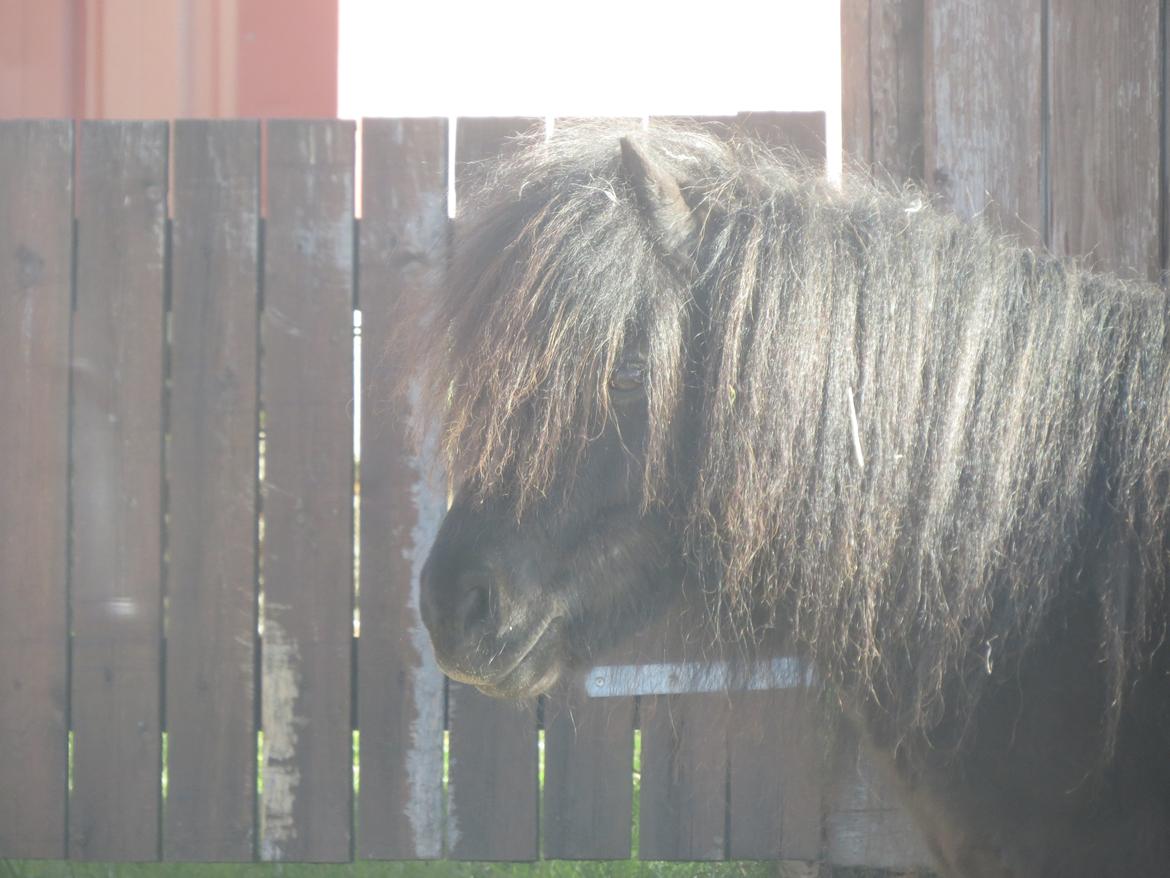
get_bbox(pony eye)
[609,362,646,394]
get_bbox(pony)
[409,120,1170,877]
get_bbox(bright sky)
[338,0,841,172]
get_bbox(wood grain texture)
[70,120,167,861]
[735,112,826,168]
[841,0,874,165]
[631,600,728,862]
[925,0,1044,241]
[537,115,639,863]
[845,0,925,182]
[654,113,826,169]
[445,687,538,860]
[638,114,830,863]
[445,116,542,862]
[164,120,260,862]
[727,690,824,861]
[638,692,729,861]
[826,730,931,869]
[0,120,72,859]
[356,117,448,860]
[1049,0,1161,279]
[717,113,827,863]
[260,119,355,862]
[542,692,634,859]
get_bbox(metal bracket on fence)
[585,656,813,697]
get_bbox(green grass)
[33,714,923,877]
[6,723,812,877]
[0,864,791,878]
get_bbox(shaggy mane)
[405,120,1170,750]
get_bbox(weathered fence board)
[356,117,448,860]
[539,115,640,862]
[628,118,734,865]
[444,116,542,862]
[840,0,874,166]
[722,113,826,863]
[631,590,729,861]
[841,0,925,182]
[542,692,635,860]
[259,119,355,862]
[925,0,1044,241]
[164,119,261,862]
[70,120,168,861]
[728,691,824,861]
[659,112,827,167]
[826,727,926,870]
[1049,0,1161,280]
[836,5,941,868]
[0,120,72,860]
[634,114,830,864]
[639,691,730,861]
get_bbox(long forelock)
[420,122,694,512]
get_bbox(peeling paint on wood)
[403,403,447,857]
[261,619,305,861]
[356,117,448,861]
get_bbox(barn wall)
[0,0,337,119]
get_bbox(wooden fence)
[0,111,931,868]
[842,0,1163,282]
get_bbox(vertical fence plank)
[260,119,355,863]
[539,115,636,862]
[841,0,874,165]
[826,728,929,870]
[870,0,926,181]
[925,0,1044,241]
[628,606,729,859]
[638,690,729,861]
[164,120,260,861]
[735,111,827,166]
[357,117,448,860]
[1049,0,1161,279]
[841,0,925,181]
[728,690,824,861]
[542,693,634,860]
[0,120,72,859]
[70,120,167,861]
[445,115,542,862]
[635,115,830,863]
[719,113,828,863]
[630,119,734,864]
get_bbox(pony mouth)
[439,615,566,697]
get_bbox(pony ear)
[619,135,701,268]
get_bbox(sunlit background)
[339,0,840,173]
[1,0,840,173]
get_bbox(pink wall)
[0,0,338,119]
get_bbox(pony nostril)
[454,568,495,633]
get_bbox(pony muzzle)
[419,553,565,695]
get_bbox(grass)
[19,729,807,878]
[0,863,792,878]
